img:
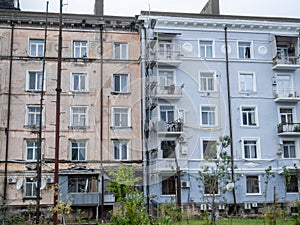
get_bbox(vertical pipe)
[224,26,237,212]
[53,1,63,224]
[36,2,49,224]
[3,21,14,216]
[99,23,105,222]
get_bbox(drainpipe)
[53,1,63,224]
[3,20,14,216]
[224,26,237,213]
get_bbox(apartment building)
[140,11,300,214]
[0,5,141,219]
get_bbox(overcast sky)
[19,0,300,18]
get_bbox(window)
[112,140,129,160]
[286,175,299,193]
[280,108,294,124]
[73,41,87,58]
[114,43,128,59]
[25,105,44,127]
[68,175,98,193]
[162,176,176,195]
[26,71,44,91]
[70,107,88,128]
[199,72,215,92]
[243,139,258,159]
[26,140,38,161]
[112,107,130,127]
[71,73,87,92]
[246,175,260,194]
[160,105,175,123]
[276,74,292,98]
[202,140,217,159]
[29,39,44,57]
[25,178,37,197]
[238,41,252,59]
[71,140,86,161]
[159,70,175,87]
[241,106,257,126]
[158,41,173,60]
[283,140,296,158]
[113,74,129,93]
[161,141,176,158]
[199,40,213,58]
[201,105,216,126]
[204,176,219,195]
[239,72,255,92]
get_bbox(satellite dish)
[16,178,23,190]
[40,179,46,190]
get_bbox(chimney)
[94,0,103,16]
[200,0,220,15]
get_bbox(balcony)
[69,192,101,206]
[272,55,300,70]
[277,123,300,136]
[274,89,300,103]
[157,120,183,136]
[157,50,182,66]
[149,158,188,172]
[156,85,183,99]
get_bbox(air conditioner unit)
[244,203,251,210]
[46,177,54,183]
[200,204,207,211]
[7,177,16,184]
[219,204,226,210]
[252,202,258,207]
[179,134,187,143]
[181,180,190,188]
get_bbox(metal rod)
[35,2,49,224]
[3,20,14,217]
[224,26,237,213]
[53,0,63,224]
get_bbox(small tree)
[197,136,233,225]
[263,166,275,205]
[108,165,150,225]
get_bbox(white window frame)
[25,105,45,128]
[159,69,176,87]
[199,40,214,58]
[112,107,131,127]
[238,41,253,59]
[29,39,44,57]
[200,138,218,160]
[159,104,176,123]
[70,140,87,161]
[238,72,256,93]
[113,42,128,59]
[112,74,130,93]
[70,72,88,92]
[203,175,220,196]
[112,139,130,161]
[246,175,261,195]
[26,139,39,161]
[275,73,294,98]
[25,178,37,197]
[199,71,216,92]
[70,106,88,128]
[241,137,261,159]
[240,105,258,127]
[282,139,298,159]
[200,105,218,127]
[73,41,88,58]
[278,106,296,124]
[178,109,185,123]
[26,71,45,92]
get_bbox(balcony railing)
[274,89,300,102]
[272,55,300,70]
[157,120,183,134]
[69,192,101,206]
[277,123,300,135]
[156,85,183,99]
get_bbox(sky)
[18,0,300,18]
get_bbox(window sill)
[161,194,176,197]
[70,91,89,94]
[245,193,262,196]
[110,126,132,130]
[111,91,131,95]
[23,125,45,129]
[68,126,90,130]
[241,125,259,128]
[25,90,45,93]
[71,160,87,162]
[23,196,38,200]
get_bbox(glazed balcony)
[277,123,300,136]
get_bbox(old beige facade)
[0,9,141,219]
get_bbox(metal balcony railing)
[277,123,300,134]
[273,55,300,66]
[157,85,183,96]
[157,120,183,133]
